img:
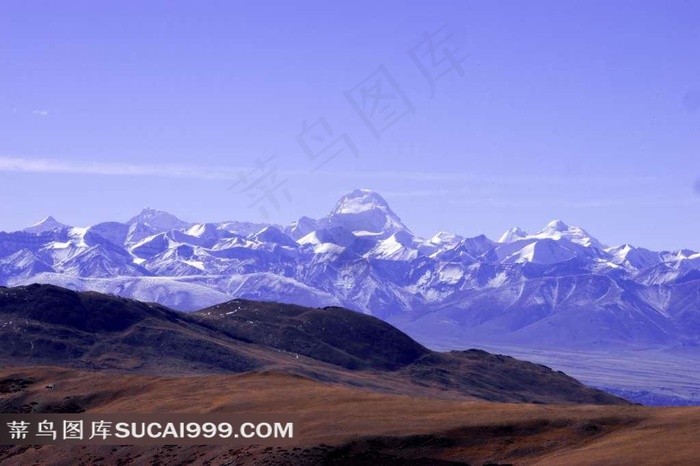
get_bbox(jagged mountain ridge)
[2,188,700,349]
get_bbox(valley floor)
[443,343,700,406]
[1,366,700,465]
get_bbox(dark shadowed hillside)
[0,284,627,405]
[194,300,429,370]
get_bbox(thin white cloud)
[310,169,667,186]
[32,110,49,117]
[0,156,675,189]
[0,156,248,180]
[444,196,700,208]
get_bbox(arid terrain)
[1,366,699,465]
[1,285,699,465]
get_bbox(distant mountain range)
[2,189,700,352]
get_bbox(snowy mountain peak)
[251,226,297,247]
[498,227,528,244]
[127,207,189,232]
[23,216,67,234]
[544,219,570,232]
[605,243,637,257]
[323,189,409,237]
[429,231,463,245]
[606,243,661,270]
[535,220,604,249]
[129,207,166,222]
[186,223,216,238]
[331,189,392,215]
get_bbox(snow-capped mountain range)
[3,188,700,350]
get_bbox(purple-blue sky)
[1,1,699,250]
